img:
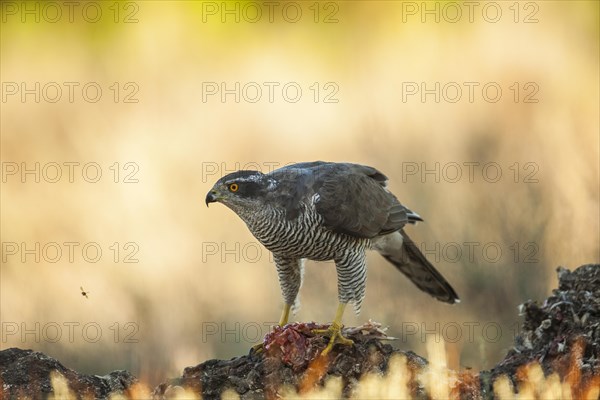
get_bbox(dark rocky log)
[153,322,429,399]
[479,264,600,398]
[2,264,599,399]
[0,348,138,399]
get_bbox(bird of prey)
[206,161,459,354]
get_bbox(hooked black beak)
[205,190,219,206]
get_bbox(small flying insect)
[80,286,89,299]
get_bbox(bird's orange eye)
[229,183,239,192]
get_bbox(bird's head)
[205,170,275,213]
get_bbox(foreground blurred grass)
[1,0,598,384]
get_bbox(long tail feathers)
[378,230,459,304]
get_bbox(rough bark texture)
[153,322,429,399]
[479,264,600,398]
[0,347,137,399]
[1,264,599,399]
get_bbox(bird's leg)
[251,303,292,354]
[313,302,354,355]
[279,303,291,326]
[253,257,303,355]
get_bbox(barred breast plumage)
[243,201,369,262]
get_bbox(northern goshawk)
[206,161,459,354]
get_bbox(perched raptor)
[206,161,459,354]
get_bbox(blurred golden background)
[1,0,598,385]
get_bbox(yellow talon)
[251,342,264,354]
[253,303,292,354]
[320,322,353,356]
[313,303,354,355]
